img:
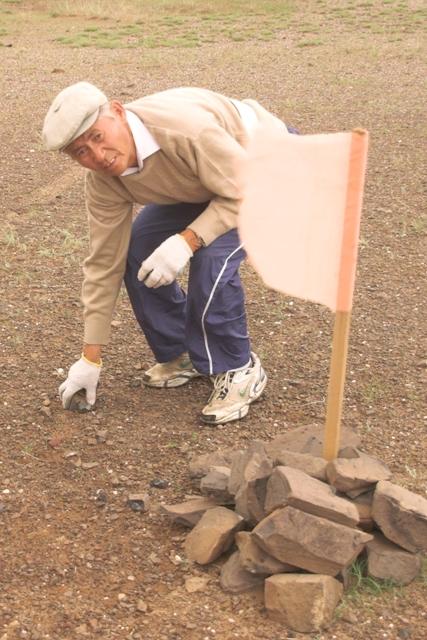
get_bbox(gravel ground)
[0,1,426,639]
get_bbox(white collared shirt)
[121,109,160,176]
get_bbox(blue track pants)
[124,202,251,375]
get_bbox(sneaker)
[142,352,201,388]
[201,352,267,424]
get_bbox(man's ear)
[110,100,126,119]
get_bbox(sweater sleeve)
[186,126,247,245]
[82,172,133,345]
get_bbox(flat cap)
[42,81,108,151]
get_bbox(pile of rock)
[161,425,427,633]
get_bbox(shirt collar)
[121,109,160,176]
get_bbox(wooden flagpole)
[323,310,352,461]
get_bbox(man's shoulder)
[125,87,234,138]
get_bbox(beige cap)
[42,81,108,151]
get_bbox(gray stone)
[160,497,220,527]
[253,506,372,576]
[265,574,343,632]
[69,389,94,413]
[326,452,392,493]
[228,441,271,497]
[347,490,375,531]
[337,446,361,459]
[372,481,427,553]
[233,446,273,525]
[265,424,361,458]
[189,448,241,479]
[235,531,296,575]
[184,506,244,564]
[220,551,266,593]
[265,466,359,527]
[366,532,422,585]
[270,449,328,481]
[200,466,234,504]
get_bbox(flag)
[238,127,369,312]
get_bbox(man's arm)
[185,125,247,246]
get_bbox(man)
[42,82,289,424]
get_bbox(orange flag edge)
[336,129,369,312]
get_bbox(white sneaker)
[201,352,267,424]
[143,352,201,388]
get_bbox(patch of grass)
[361,378,384,405]
[1,224,24,248]
[335,557,402,618]
[297,39,323,47]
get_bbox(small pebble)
[150,478,169,489]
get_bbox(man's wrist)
[83,344,102,365]
[179,228,204,253]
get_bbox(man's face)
[65,100,137,176]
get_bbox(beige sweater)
[82,87,284,344]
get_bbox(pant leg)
[186,229,251,375]
[125,202,208,363]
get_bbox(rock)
[265,466,359,527]
[94,489,108,506]
[337,446,361,459]
[228,441,270,497]
[184,506,244,565]
[234,446,273,524]
[136,599,148,613]
[160,497,220,527]
[200,466,234,503]
[235,480,271,525]
[372,481,427,553]
[40,405,52,418]
[184,576,210,593]
[339,608,358,624]
[150,478,169,489]
[326,452,392,493]
[366,532,422,585]
[347,490,375,531]
[345,486,377,499]
[271,449,328,481]
[189,448,241,479]
[264,574,343,632]
[68,389,94,413]
[127,493,150,513]
[95,429,107,443]
[253,506,372,576]
[264,424,360,458]
[235,531,296,575]
[81,461,99,470]
[220,551,266,593]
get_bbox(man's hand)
[59,356,102,409]
[137,234,193,288]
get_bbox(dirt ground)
[0,1,426,639]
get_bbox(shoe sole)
[201,371,267,425]
[143,372,201,389]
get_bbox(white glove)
[137,234,193,288]
[58,357,101,409]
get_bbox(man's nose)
[91,144,105,164]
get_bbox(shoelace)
[210,370,235,401]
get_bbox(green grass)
[347,558,401,596]
[297,39,324,47]
[335,557,404,620]
[2,0,423,49]
[1,223,25,249]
